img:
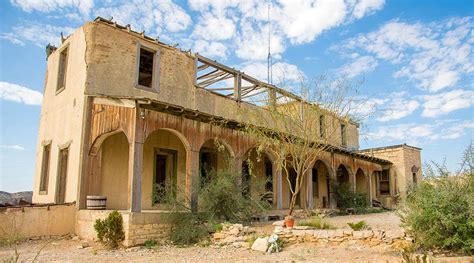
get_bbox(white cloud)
[0,23,74,47]
[0,145,26,151]
[11,0,94,16]
[339,55,378,78]
[351,91,419,121]
[240,61,305,84]
[193,40,227,58]
[350,0,385,20]
[340,17,474,92]
[421,89,474,117]
[368,120,474,143]
[95,0,191,35]
[192,14,236,41]
[0,81,43,105]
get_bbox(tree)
[232,75,366,216]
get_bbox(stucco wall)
[100,132,129,210]
[0,204,76,240]
[32,26,88,204]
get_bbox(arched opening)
[199,139,233,185]
[355,168,368,193]
[142,129,189,209]
[99,132,129,210]
[242,148,274,204]
[336,164,350,186]
[312,160,331,208]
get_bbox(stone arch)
[241,147,275,204]
[336,164,351,185]
[142,128,191,209]
[311,160,332,208]
[355,168,369,193]
[97,131,129,210]
[89,128,130,155]
[198,138,235,182]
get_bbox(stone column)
[128,107,145,213]
[274,167,283,210]
[368,173,373,207]
[329,170,337,209]
[306,169,313,210]
[190,150,200,212]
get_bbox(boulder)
[385,230,405,240]
[251,237,269,252]
[213,232,226,239]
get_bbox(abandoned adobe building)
[31,18,421,245]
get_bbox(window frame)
[55,142,71,203]
[39,140,52,195]
[135,42,160,92]
[319,115,325,139]
[56,44,69,94]
[379,170,390,195]
[340,123,347,147]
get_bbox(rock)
[343,229,353,236]
[292,229,306,236]
[327,230,336,238]
[404,237,414,242]
[362,230,373,239]
[385,230,405,240]
[274,226,284,233]
[232,241,248,248]
[213,232,226,239]
[334,229,344,238]
[353,231,364,239]
[81,241,89,248]
[233,224,243,231]
[293,226,310,230]
[314,230,329,239]
[251,237,268,252]
[228,227,240,236]
[272,220,285,226]
[72,236,79,241]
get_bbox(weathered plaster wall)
[32,26,88,204]
[0,204,76,240]
[100,132,129,210]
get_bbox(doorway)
[153,150,176,204]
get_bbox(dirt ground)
[1,212,472,262]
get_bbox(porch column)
[276,168,283,210]
[306,169,313,210]
[234,156,243,175]
[190,150,200,212]
[329,170,337,209]
[128,107,145,213]
[368,173,373,207]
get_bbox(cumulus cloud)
[368,120,474,143]
[0,81,43,105]
[0,23,74,47]
[339,55,378,78]
[421,89,474,117]
[240,61,305,84]
[193,40,228,58]
[11,0,93,16]
[351,91,419,121]
[339,17,474,92]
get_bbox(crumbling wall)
[0,204,76,240]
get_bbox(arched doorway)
[312,160,331,208]
[199,139,233,185]
[336,164,350,186]
[355,168,368,193]
[99,132,129,210]
[142,129,189,209]
[242,148,274,204]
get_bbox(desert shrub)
[347,220,370,231]
[398,168,474,254]
[199,171,269,222]
[144,239,157,249]
[94,210,125,248]
[298,217,334,229]
[154,170,269,246]
[334,182,369,211]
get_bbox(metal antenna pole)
[267,1,272,84]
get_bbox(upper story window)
[56,46,69,93]
[340,124,346,147]
[136,44,160,91]
[319,115,325,139]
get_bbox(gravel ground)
[324,211,402,230]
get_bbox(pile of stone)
[212,223,254,248]
[273,223,411,248]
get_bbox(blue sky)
[0,0,473,192]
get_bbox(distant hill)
[0,191,33,206]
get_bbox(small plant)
[334,182,369,212]
[298,217,334,229]
[144,239,157,249]
[401,246,429,263]
[94,210,125,248]
[347,220,370,231]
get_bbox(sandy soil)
[324,211,402,230]
[0,239,403,263]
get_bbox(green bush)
[298,217,334,229]
[398,171,474,254]
[94,210,125,248]
[199,171,269,222]
[347,220,370,231]
[334,182,369,211]
[144,239,157,249]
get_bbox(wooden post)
[268,89,277,108]
[306,169,313,210]
[77,96,93,210]
[368,173,373,207]
[275,167,283,210]
[190,150,200,212]
[128,106,145,213]
[233,73,242,102]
